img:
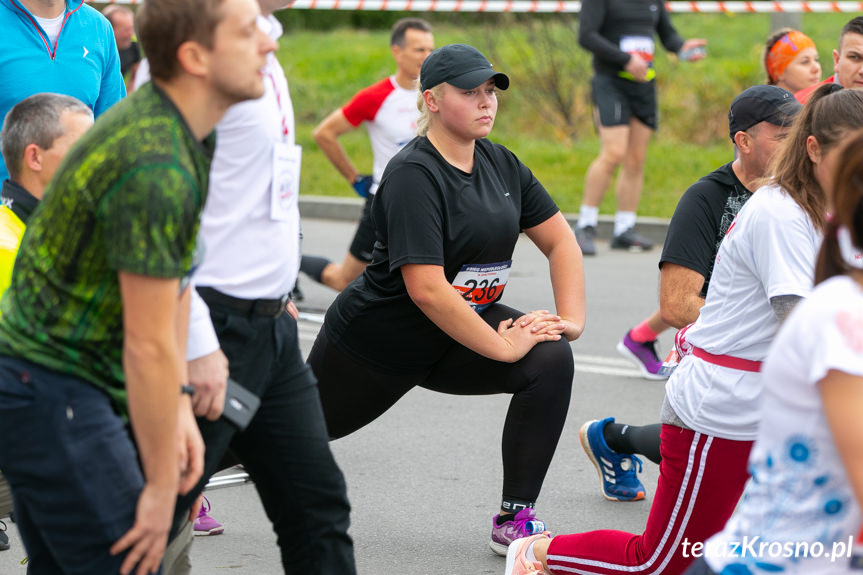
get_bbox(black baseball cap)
[419,44,510,92]
[728,85,802,141]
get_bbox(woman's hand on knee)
[496,314,561,362]
[513,310,557,328]
[513,310,583,342]
[557,318,585,341]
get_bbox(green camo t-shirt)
[0,82,213,416]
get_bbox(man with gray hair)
[0,94,94,292]
[0,92,94,553]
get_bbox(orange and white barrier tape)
[93,0,863,12]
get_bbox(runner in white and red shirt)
[300,18,434,292]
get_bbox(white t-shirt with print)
[704,275,863,574]
[666,184,822,440]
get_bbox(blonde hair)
[416,84,443,137]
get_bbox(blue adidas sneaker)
[579,417,646,502]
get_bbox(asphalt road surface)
[0,217,674,574]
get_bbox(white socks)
[614,211,636,237]
[579,207,638,236]
[577,205,599,229]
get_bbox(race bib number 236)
[452,260,512,313]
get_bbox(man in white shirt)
[300,18,434,291]
[177,2,356,572]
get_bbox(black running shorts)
[591,73,658,130]
[348,194,376,263]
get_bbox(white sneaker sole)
[490,538,509,556]
[616,340,668,381]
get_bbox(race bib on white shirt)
[452,260,512,313]
[620,36,655,62]
[270,142,301,221]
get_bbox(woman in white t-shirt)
[503,86,863,575]
[682,131,863,575]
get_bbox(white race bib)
[270,142,301,221]
[451,260,512,313]
[620,35,655,61]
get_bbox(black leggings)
[307,303,574,503]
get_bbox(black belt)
[197,287,288,318]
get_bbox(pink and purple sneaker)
[193,496,224,536]
[490,508,547,556]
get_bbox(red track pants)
[547,424,753,575]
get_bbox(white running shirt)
[704,275,863,574]
[666,184,822,440]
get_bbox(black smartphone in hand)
[222,379,260,431]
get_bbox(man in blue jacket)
[0,0,125,180]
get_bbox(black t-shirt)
[324,136,560,373]
[119,42,141,77]
[659,161,752,297]
[578,0,685,77]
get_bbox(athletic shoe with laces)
[574,225,597,256]
[610,227,653,251]
[490,508,547,556]
[579,417,646,502]
[193,496,224,536]
[505,532,551,575]
[617,330,668,380]
[0,519,9,551]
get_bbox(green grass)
[280,13,850,218]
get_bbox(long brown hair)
[815,130,863,284]
[770,84,863,232]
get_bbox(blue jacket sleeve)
[95,25,127,116]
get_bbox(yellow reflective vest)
[0,205,25,303]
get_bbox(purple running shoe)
[490,508,547,556]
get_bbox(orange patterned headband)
[766,30,816,82]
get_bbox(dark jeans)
[173,296,355,574]
[308,303,574,503]
[0,357,153,575]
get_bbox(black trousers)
[174,296,356,574]
[308,303,574,503]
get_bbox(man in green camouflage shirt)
[0,0,276,573]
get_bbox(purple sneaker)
[490,508,547,556]
[193,496,224,536]
[616,330,667,381]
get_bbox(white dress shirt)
[187,16,300,360]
